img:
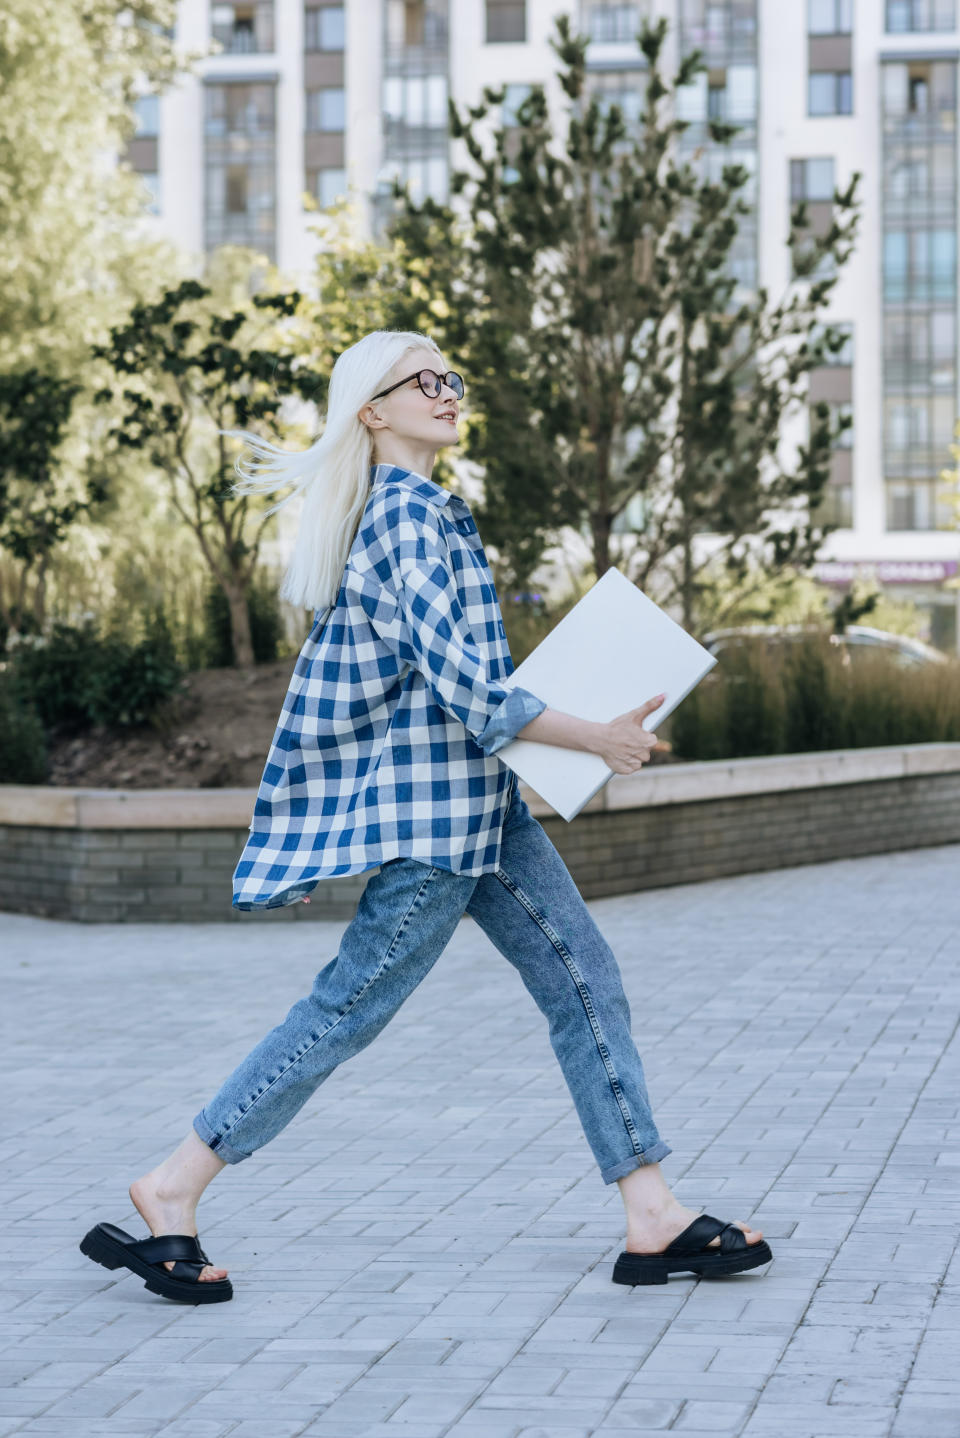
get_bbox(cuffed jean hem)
[192,1109,252,1165]
[600,1139,673,1184]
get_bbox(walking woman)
[80,330,771,1302]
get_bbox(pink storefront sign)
[812,560,960,585]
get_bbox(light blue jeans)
[193,787,672,1184]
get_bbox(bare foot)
[129,1175,228,1282]
[625,1201,764,1255]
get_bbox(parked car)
[701,623,948,669]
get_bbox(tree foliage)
[383,14,862,631]
[93,259,323,668]
[0,0,203,638]
[0,370,103,632]
[0,0,189,375]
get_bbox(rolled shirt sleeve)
[357,503,546,756]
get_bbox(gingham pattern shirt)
[233,463,548,909]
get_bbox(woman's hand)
[595,693,666,774]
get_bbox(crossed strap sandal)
[79,1221,233,1304]
[612,1212,773,1286]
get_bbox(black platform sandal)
[612,1213,773,1286]
[79,1222,233,1304]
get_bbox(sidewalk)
[2,842,959,1438]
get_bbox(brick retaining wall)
[2,743,959,922]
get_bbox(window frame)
[807,0,853,35]
[808,69,853,115]
[305,85,346,132]
[303,4,345,52]
[134,94,160,138]
[306,166,348,208]
[485,0,526,44]
[885,0,956,32]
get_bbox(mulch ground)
[43,658,682,789]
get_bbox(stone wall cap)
[0,787,255,830]
[2,743,959,827]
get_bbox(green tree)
[0,370,108,633]
[383,14,862,631]
[0,0,206,643]
[284,201,466,493]
[93,262,322,668]
[0,0,192,375]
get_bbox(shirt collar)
[369,462,461,510]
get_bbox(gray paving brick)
[3,841,960,1437]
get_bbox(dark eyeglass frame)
[370,368,464,402]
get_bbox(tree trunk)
[681,526,694,630]
[33,553,50,631]
[592,516,612,583]
[224,579,255,669]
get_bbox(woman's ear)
[358,403,384,432]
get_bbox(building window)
[378,155,448,205]
[809,70,853,115]
[811,320,854,365]
[307,167,347,207]
[304,5,344,50]
[305,87,345,131]
[882,58,956,114]
[813,485,853,527]
[588,71,643,127]
[141,172,161,214]
[210,2,274,54]
[886,0,956,30]
[378,0,449,233]
[583,3,642,42]
[677,63,757,124]
[882,55,956,531]
[134,95,160,137]
[883,229,956,304]
[790,157,836,278]
[885,312,954,388]
[679,0,758,57]
[385,0,448,50]
[791,156,835,202]
[382,73,448,130]
[887,480,939,528]
[808,0,852,32]
[502,82,534,126]
[826,400,854,447]
[486,0,525,43]
[677,1,759,293]
[204,81,276,257]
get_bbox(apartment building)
[127,0,960,651]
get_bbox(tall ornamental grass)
[668,632,960,760]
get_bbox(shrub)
[8,619,183,732]
[667,631,960,760]
[0,672,47,782]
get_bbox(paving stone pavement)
[2,841,960,1438]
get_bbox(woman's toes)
[159,1260,228,1278]
[708,1219,762,1249]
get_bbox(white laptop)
[497,567,717,821]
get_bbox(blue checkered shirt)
[233,463,548,909]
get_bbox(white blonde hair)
[222,328,445,612]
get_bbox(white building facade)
[129,0,960,651]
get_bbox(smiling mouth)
[436,414,458,422]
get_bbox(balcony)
[210,2,274,56]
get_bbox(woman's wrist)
[513,707,606,755]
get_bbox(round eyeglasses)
[370,368,464,402]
